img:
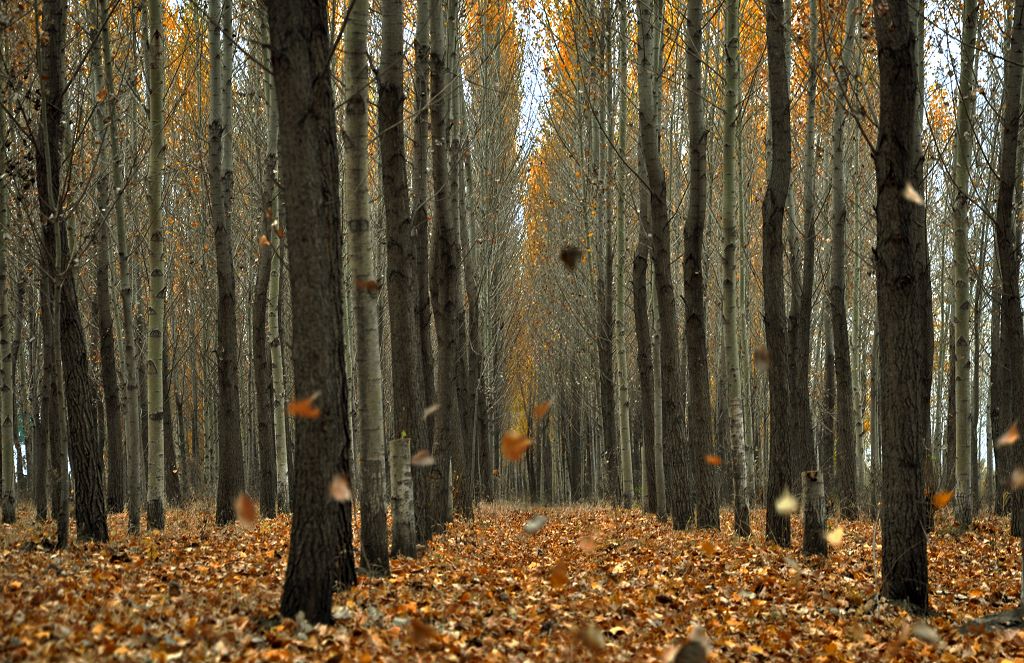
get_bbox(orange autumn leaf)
[501,430,532,461]
[932,490,954,509]
[532,399,553,420]
[259,234,271,247]
[273,222,285,238]
[408,618,439,645]
[998,422,1020,448]
[703,454,722,466]
[355,278,380,295]
[550,560,569,588]
[287,392,322,419]
[233,492,258,524]
[96,87,108,102]
[329,474,352,503]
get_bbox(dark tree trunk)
[822,324,836,508]
[268,0,357,624]
[96,197,125,514]
[162,340,180,506]
[598,244,619,504]
[763,0,794,547]
[873,0,934,611]
[253,159,277,518]
[379,0,428,540]
[941,325,956,491]
[993,0,1024,539]
[633,209,658,515]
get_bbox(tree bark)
[268,0,358,623]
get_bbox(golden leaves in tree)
[703,454,722,466]
[500,430,532,461]
[287,391,322,419]
[998,422,1020,448]
[233,492,258,524]
[532,399,553,419]
[329,474,352,503]
[931,490,954,509]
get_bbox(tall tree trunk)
[763,0,794,547]
[722,0,748,536]
[638,0,691,529]
[144,0,167,530]
[614,0,633,507]
[952,0,979,527]
[380,0,425,554]
[345,0,389,575]
[0,81,13,524]
[873,0,933,610]
[683,0,717,529]
[208,0,244,525]
[268,0,357,623]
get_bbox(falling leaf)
[575,623,605,652]
[774,488,798,516]
[902,182,925,206]
[549,560,569,587]
[96,87,108,102]
[501,430,532,461]
[998,422,1020,448]
[408,618,439,646]
[1013,468,1024,490]
[910,621,940,645]
[559,245,583,270]
[233,492,258,524]
[411,449,435,467]
[703,454,722,466]
[532,399,553,419]
[932,490,954,509]
[524,514,548,535]
[422,403,440,419]
[355,278,380,295]
[272,221,285,238]
[826,526,844,547]
[287,392,322,419]
[329,474,352,503]
[753,346,770,370]
[579,536,598,553]
[699,540,716,555]
[259,234,271,247]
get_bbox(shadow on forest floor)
[1,503,1023,660]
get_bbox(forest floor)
[1,504,1023,661]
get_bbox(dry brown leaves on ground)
[2,505,1024,661]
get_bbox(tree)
[873,0,934,611]
[762,0,793,547]
[267,0,357,623]
[380,0,425,557]
[0,87,12,525]
[144,0,167,530]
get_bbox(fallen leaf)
[411,449,435,467]
[287,392,322,419]
[774,488,798,516]
[501,430,532,461]
[329,475,352,503]
[998,422,1020,448]
[932,490,954,509]
[902,182,925,205]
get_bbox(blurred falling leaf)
[408,618,439,646]
[549,560,568,587]
[753,346,770,370]
[524,514,548,535]
[329,474,352,503]
[272,221,285,238]
[411,449,435,467]
[910,621,940,645]
[422,403,440,419]
[575,623,605,652]
[826,526,844,547]
[259,234,271,247]
[901,182,925,205]
[579,535,597,553]
[998,422,1020,448]
[96,87,108,102]
[1013,468,1024,490]
[233,492,258,524]
[703,454,722,466]
[699,540,716,555]
[532,399,553,419]
[774,488,798,516]
[287,392,322,419]
[501,430,532,461]
[931,490,954,509]
[355,278,380,295]
[559,245,583,270]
